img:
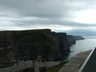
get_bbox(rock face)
[67,35,76,46]
[55,33,70,54]
[51,32,70,60]
[0,29,71,61]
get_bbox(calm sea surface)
[64,36,96,61]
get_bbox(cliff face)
[55,33,70,55]
[67,35,76,46]
[0,29,71,61]
[0,29,58,61]
[51,32,70,60]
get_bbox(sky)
[0,0,96,36]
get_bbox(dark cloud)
[0,0,87,18]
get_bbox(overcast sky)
[0,0,96,35]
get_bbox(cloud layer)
[0,0,96,35]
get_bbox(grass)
[46,61,68,72]
[0,61,10,68]
[39,61,68,72]
[0,61,14,68]
[0,65,6,68]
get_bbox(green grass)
[0,61,10,68]
[46,61,68,72]
[0,65,6,68]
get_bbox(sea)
[64,36,96,61]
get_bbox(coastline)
[59,49,92,72]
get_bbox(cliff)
[55,33,70,55]
[0,29,71,61]
[0,29,57,61]
[73,36,84,40]
[52,32,70,60]
[67,35,76,46]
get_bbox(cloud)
[0,0,96,36]
[65,29,96,36]
[0,0,87,18]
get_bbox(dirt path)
[0,60,60,72]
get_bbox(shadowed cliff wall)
[51,32,70,60]
[0,29,71,61]
[67,35,76,46]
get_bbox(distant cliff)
[0,29,71,61]
[73,36,84,40]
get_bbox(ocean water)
[64,36,96,61]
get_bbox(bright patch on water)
[64,36,96,61]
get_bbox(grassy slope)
[46,61,68,72]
